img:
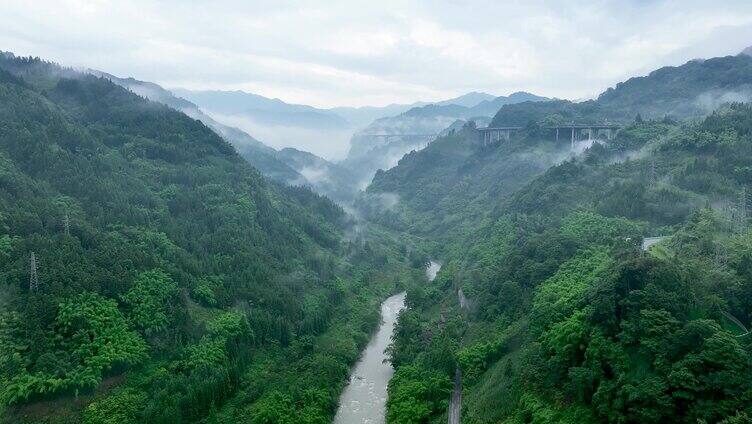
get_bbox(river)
[333,261,441,423]
[333,292,406,424]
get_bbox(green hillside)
[363,123,565,247]
[487,54,752,129]
[0,55,419,423]
[384,105,752,423]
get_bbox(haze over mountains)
[172,88,546,161]
[169,87,547,192]
[171,88,420,159]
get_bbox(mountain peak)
[435,91,496,108]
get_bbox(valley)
[2,11,752,424]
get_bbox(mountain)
[488,54,752,129]
[357,52,752,423]
[468,91,551,116]
[274,148,359,203]
[341,91,548,188]
[366,54,752,245]
[172,89,359,159]
[392,92,547,120]
[435,91,496,107]
[595,54,752,118]
[95,72,378,201]
[102,80,507,203]
[172,89,350,129]
[387,106,752,424]
[0,53,419,423]
[90,71,304,185]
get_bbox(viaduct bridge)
[477,123,622,148]
[358,133,438,142]
[359,123,622,152]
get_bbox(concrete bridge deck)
[477,123,622,147]
[358,133,438,138]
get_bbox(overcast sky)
[3,0,752,108]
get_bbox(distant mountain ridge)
[172,89,418,159]
[172,89,503,129]
[489,54,752,128]
[435,91,496,107]
[170,87,526,164]
[92,76,512,203]
[89,75,551,205]
[172,89,350,129]
[399,91,548,119]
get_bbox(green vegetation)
[4,49,752,424]
[382,103,752,423]
[0,55,423,423]
[489,54,752,127]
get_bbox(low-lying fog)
[205,110,354,161]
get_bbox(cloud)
[2,0,752,108]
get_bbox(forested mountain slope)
[0,55,420,423]
[274,148,359,204]
[89,69,305,185]
[366,53,752,253]
[489,54,752,128]
[385,105,752,423]
[362,123,567,247]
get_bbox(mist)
[694,87,752,113]
[204,110,354,160]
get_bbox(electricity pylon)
[63,212,70,236]
[29,252,39,292]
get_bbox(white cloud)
[2,0,752,107]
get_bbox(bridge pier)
[571,127,575,150]
[547,124,621,148]
[477,126,523,146]
[480,124,620,148]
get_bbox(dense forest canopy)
[0,54,424,423]
[379,100,752,422]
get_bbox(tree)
[121,269,179,335]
